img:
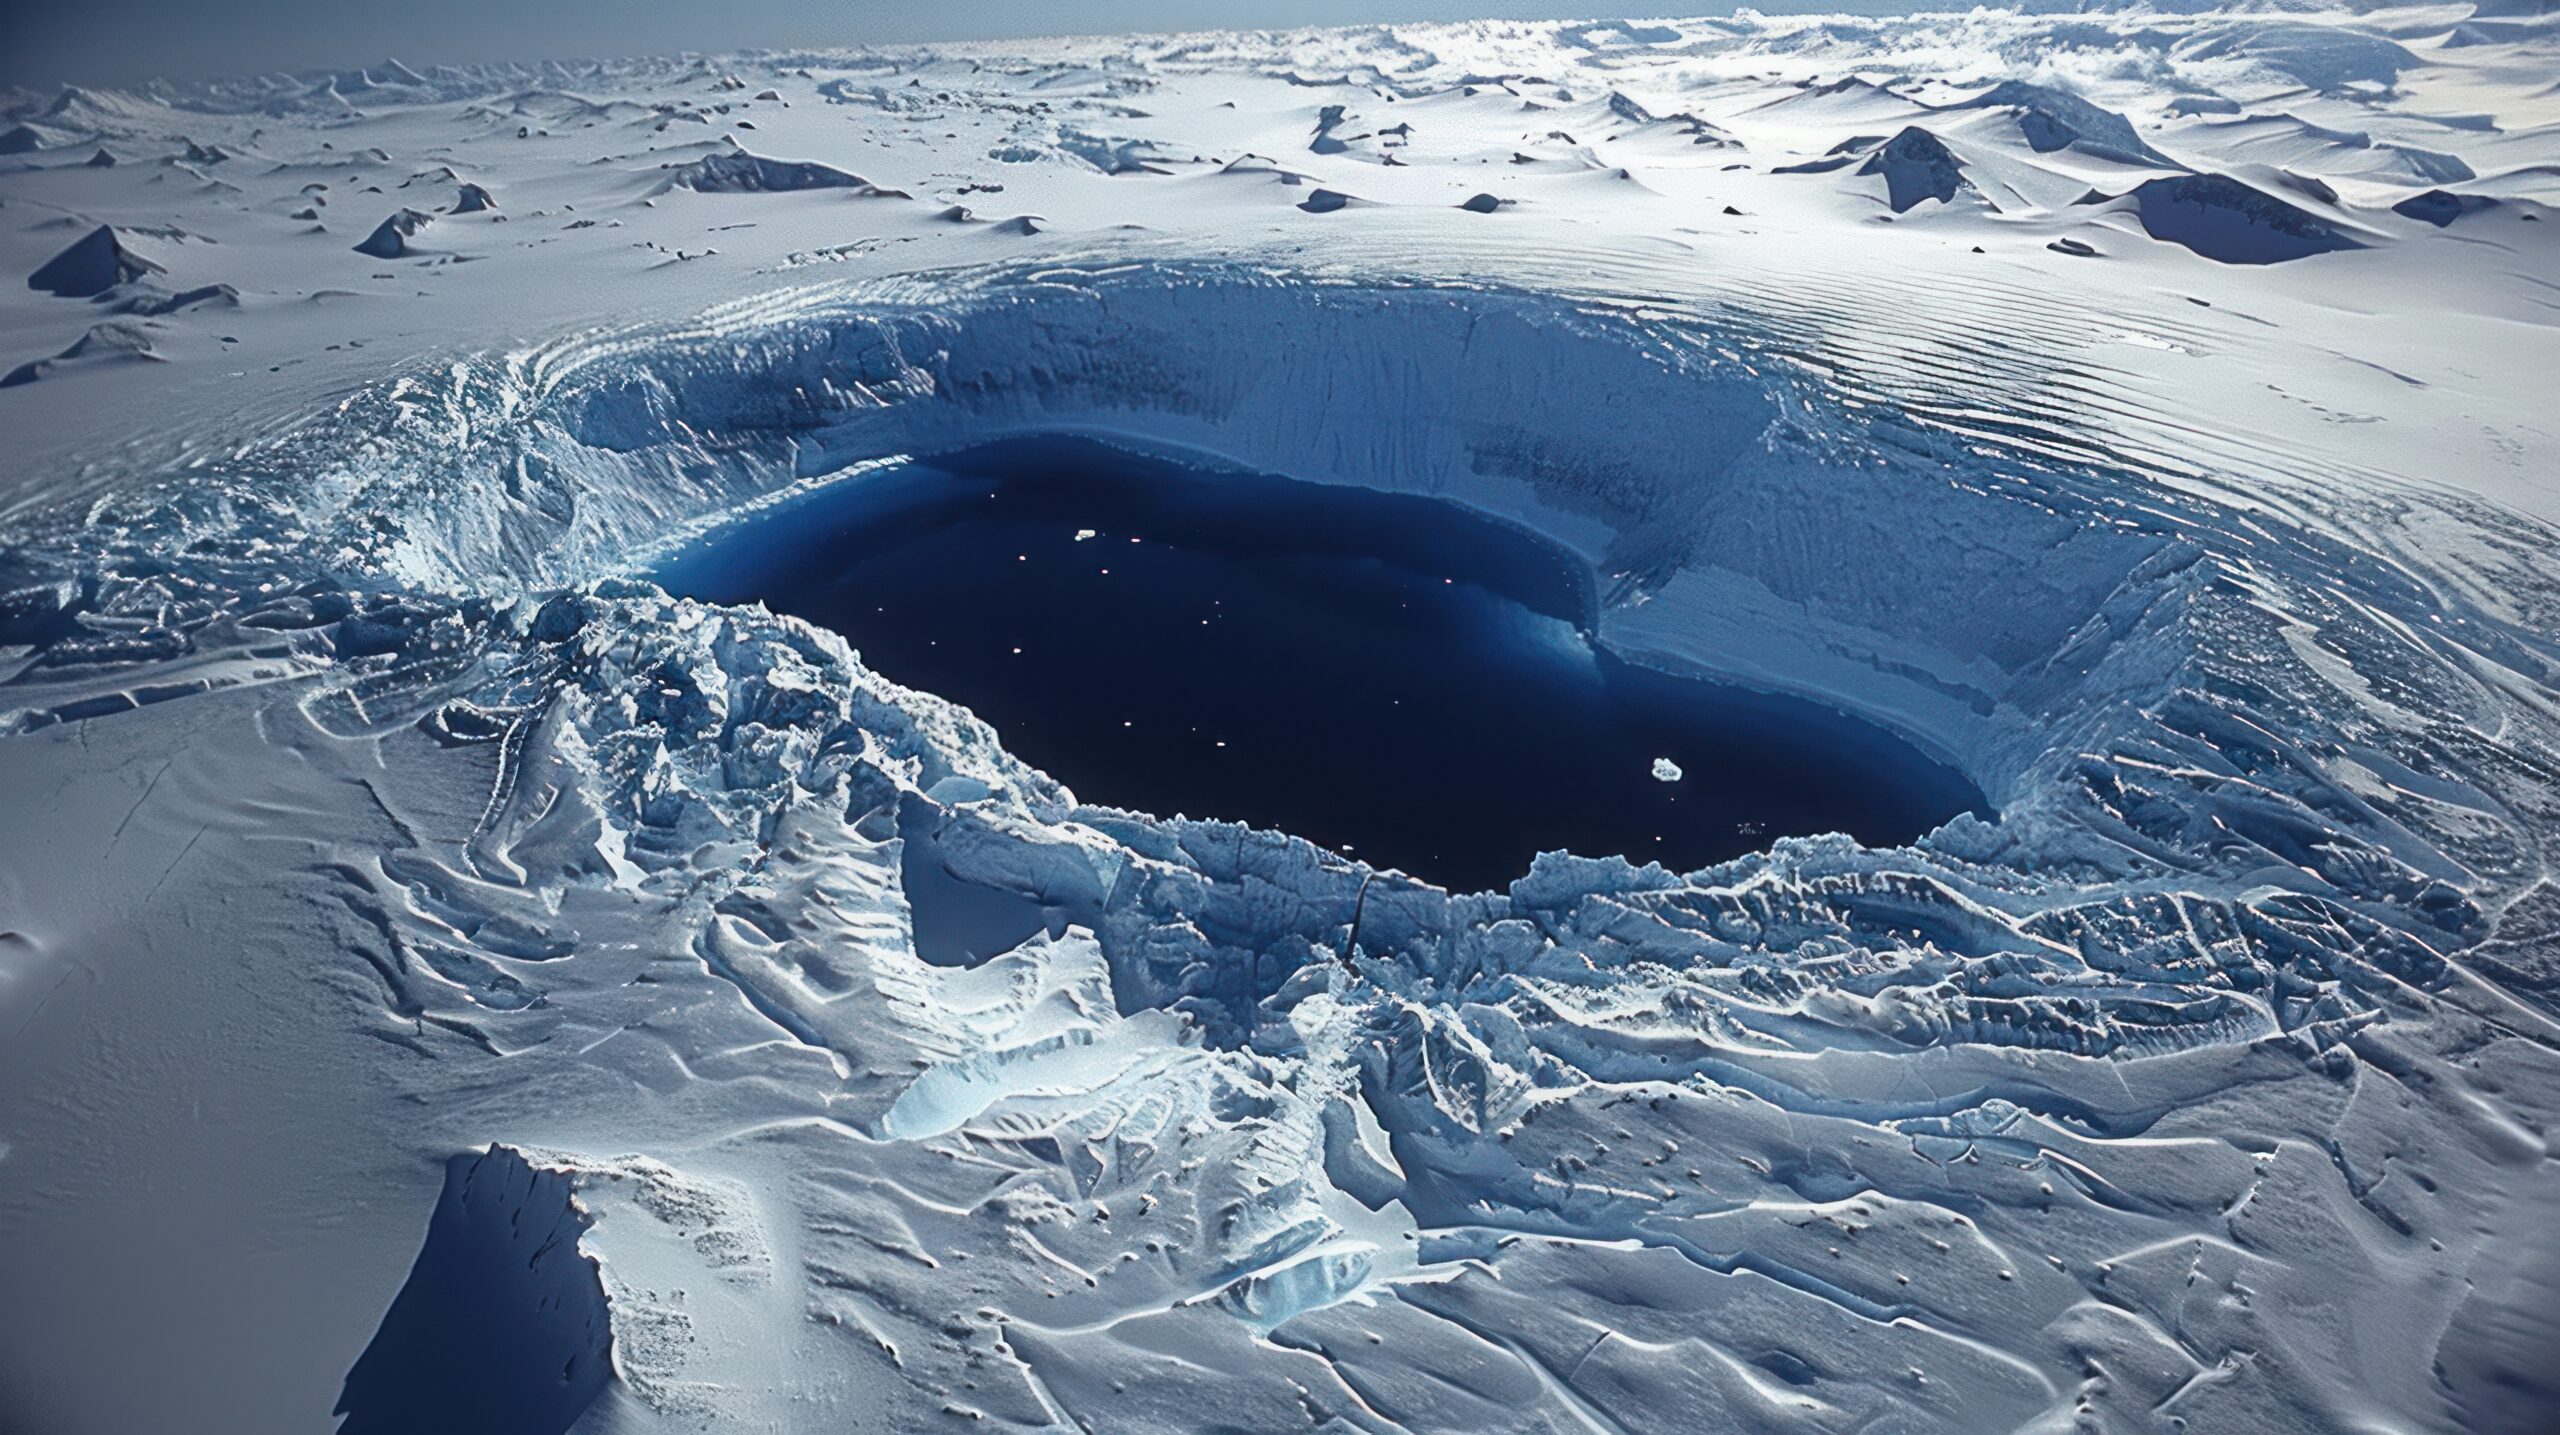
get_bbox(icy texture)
[3,7,2558,1434]
[8,249,2552,1430]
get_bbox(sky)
[0,2,1952,89]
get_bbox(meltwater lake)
[652,436,1987,892]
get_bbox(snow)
[2,6,2558,1434]
[24,223,163,297]
[349,206,433,259]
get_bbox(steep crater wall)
[8,262,2539,1028]
[368,269,2192,804]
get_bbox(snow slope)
[3,7,2558,1434]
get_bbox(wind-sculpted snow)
[3,8,2558,1433]
[6,251,2558,1430]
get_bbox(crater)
[653,435,1990,891]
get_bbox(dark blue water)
[653,437,1987,892]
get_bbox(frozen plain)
[2,4,2559,1432]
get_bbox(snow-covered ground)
[3,5,2558,1432]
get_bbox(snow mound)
[328,58,432,97]
[0,123,65,154]
[653,149,868,194]
[352,208,433,259]
[1,320,161,388]
[1309,102,1355,155]
[1056,126,1171,174]
[1948,80,2166,165]
[1771,135,1879,176]
[2394,188,2501,227]
[1750,75,1921,126]
[96,278,238,318]
[1603,89,1736,146]
[1858,127,1982,213]
[26,225,164,298]
[2179,113,2477,188]
[2165,94,2242,119]
[2120,172,2363,263]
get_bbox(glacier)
[2,6,2558,1433]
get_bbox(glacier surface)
[2,6,2558,1433]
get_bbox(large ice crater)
[644,431,1993,891]
[6,263,2543,1419]
[10,259,2508,1047]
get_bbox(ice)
[2,6,2558,1433]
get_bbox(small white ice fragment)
[1651,757,1683,783]
[1074,528,1098,541]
